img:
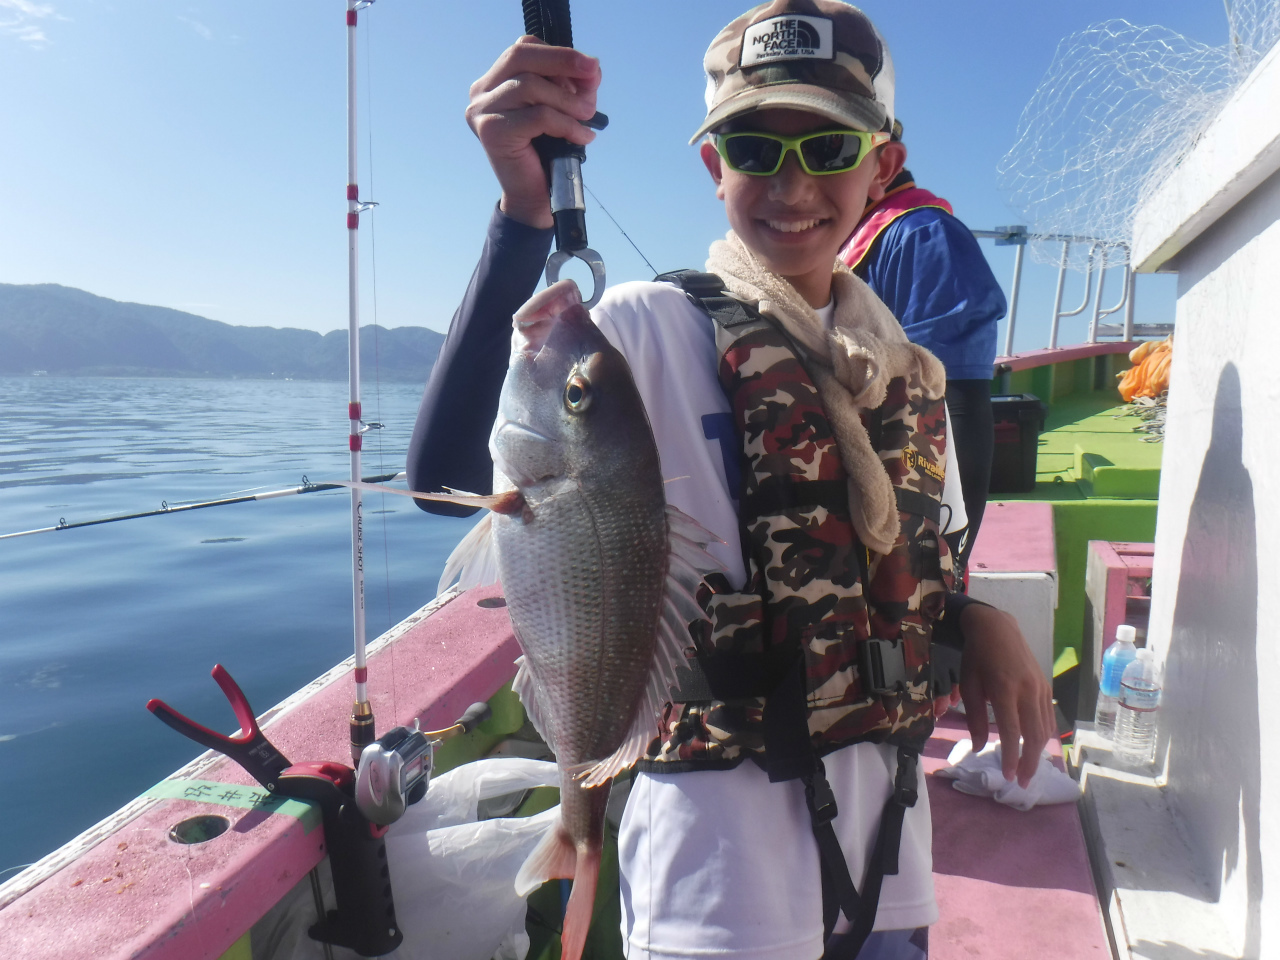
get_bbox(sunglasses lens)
[724,135,783,174]
[799,133,865,173]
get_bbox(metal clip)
[546,247,607,308]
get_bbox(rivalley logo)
[902,448,945,483]
[740,15,834,67]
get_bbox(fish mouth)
[497,419,553,443]
[512,279,590,356]
[491,419,562,487]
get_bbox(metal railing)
[972,227,1174,354]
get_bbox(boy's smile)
[701,108,898,308]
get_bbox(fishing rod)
[0,472,406,542]
[346,0,379,769]
[523,0,609,306]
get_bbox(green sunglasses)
[714,129,890,176]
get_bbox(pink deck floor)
[0,582,1111,959]
[926,713,1111,960]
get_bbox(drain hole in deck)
[477,596,507,608]
[169,815,231,845]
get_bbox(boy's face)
[700,108,901,306]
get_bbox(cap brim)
[689,85,886,144]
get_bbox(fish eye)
[564,375,592,412]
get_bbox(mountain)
[0,283,445,382]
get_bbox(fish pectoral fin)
[438,513,499,596]
[665,502,727,555]
[576,726,652,788]
[514,824,578,897]
[512,658,557,751]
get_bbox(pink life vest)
[838,185,953,271]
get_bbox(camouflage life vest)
[640,272,954,777]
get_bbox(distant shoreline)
[1,282,443,382]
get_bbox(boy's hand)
[466,36,602,229]
[956,604,1055,788]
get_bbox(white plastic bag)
[252,757,560,960]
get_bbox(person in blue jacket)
[839,119,1004,569]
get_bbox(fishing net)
[997,2,1280,269]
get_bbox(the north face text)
[740,15,834,67]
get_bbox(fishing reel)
[354,701,492,826]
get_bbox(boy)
[409,3,1052,957]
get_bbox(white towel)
[934,739,1081,811]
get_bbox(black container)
[989,393,1047,493]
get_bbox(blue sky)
[0,1,1238,352]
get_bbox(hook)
[546,247,607,309]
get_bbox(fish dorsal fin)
[436,512,499,596]
[577,504,724,788]
[512,655,558,752]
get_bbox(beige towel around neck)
[706,232,946,555]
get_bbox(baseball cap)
[690,0,895,144]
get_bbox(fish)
[429,279,719,960]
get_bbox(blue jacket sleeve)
[860,208,1006,380]
[406,205,553,516]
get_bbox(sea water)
[0,376,476,876]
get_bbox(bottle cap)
[1134,648,1154,662]
[1116,624,1137,643]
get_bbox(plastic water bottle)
[1114,648,1161,765]
[1094,624,1138,740]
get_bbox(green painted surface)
[431,683,527,775]
[991,360,1160,658]
[217,932,252,960]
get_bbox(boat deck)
[928,714,1110,960]
[0,581,1112,960]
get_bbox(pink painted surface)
[5,584,1113,960]
[0,584,520,960]
[968,501,1057,575]
[926,714,1110,960]
[1089,540,1154,656]
[995,340,1136,373]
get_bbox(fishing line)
[584,184,658,276]
[362,3,399,720]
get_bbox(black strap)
[894,487,942,525]
[740,480,941,527]
[656,269,763,329]
[820,747,920,957]
[808,762,861,937]
[739,478,848,520]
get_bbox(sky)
[0,1,1243,354]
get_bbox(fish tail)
[560,844,601,960]
[513,816,603,960]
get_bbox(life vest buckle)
[860,637,910,696]
[805,769,840,826]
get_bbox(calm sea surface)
[0,376,477,875]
